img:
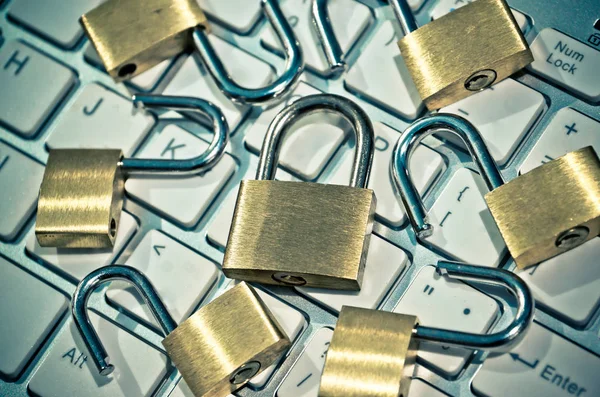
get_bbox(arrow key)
[107,230,221,326]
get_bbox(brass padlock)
[223,94,376,290]
[81,0,303,104]
[72,266,290,397]
[319,261,534,397]
[35,95,229,248]
[485,146,600,269]
[388,0,533,110]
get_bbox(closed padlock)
[319,261,534,397]
[35,95,229,248]
[81,0,303,104]
[485,146,600,269]
[72,266,290,397]
[223,94,376,290]
[387,0,533,110]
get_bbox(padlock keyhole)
[555,226,589,249]
[118,63,137,77]
[464,69,497,91]
[272,273,307,286]
[110,218,117,238]
[229,361,261,385]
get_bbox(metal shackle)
[415,261,534,351]
[193,0,304,105]
[311,0,346,76]
[71,265,176,376]
[391,113,503,238]
[257,94,375,188]
[124,94,229,175]
[388,0,419,35]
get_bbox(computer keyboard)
[0,0,599,396]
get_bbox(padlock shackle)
[121,94,229,175]
[413,261,534,351]
[257,94,375,188]
[388,0,419,35]
[192,0,304,105]
[312,0,346,77]
[72,265,177,376]
[391,113,503,238]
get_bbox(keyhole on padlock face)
[555,226,589,249]
[272,272,307,286]
[118,63,137,78]
[110,218,116,238]
[229,361,261,385]
[465,69,497,91]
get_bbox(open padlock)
[382,0,533,110]
[35,95,229,249]
[223,94,376,290]
[391,114,600,269]
[319,260,534,397]
[81,0,303,104]
[72,266,290,397]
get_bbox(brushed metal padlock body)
[162,282,290,397]
[319,306,419,397]
[81,0,208,81]
[398,0,532,110]
[485,146,600,269]
[36,149,124,248]
[223,181,376,290]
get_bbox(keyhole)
[556,226,589,249]
[109,218,117,238]
[465,69,497,91]
[272,273,307,286]
[229,361,261,384]
[118,63,137,77]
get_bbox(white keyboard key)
[84,44,171,92]
[330,122,444,227]
[197,0,262,33]
[426,168,506,267]
[107,230,220,325]
[520,108,600,174]
[277,328,333,397]
[206,185,239,249]
[248,288,306,388]
[298,235,408,313]
[164,37,272,131]
[46,84,154,156]
[125,125,236,226]
[529,29,600,101]
[393,265,499,376]
[245,83,345,180]
[0,257,67,378]
[440,79,545,165]
[473,322,600,397]
[26,211,138,280]
[261,0,372,76]
[430,0,528,32]
[29,313,168,397]
[9,0,102,48]
[516,238,600,327]
[409,379,449,396]
[346,21,423,120]
[0,142,45,240]
[0,41,75,137]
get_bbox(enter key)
[473,322,599,397]
[529,29,600,102]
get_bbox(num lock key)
[223,94,376,290]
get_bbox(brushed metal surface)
[222,180,376,290]
[162,282,290,397]
[398,0,533,110]
[319,306,419,397]
[81,0,208,81]
[486,146,600,269]
[35,149,124,248]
